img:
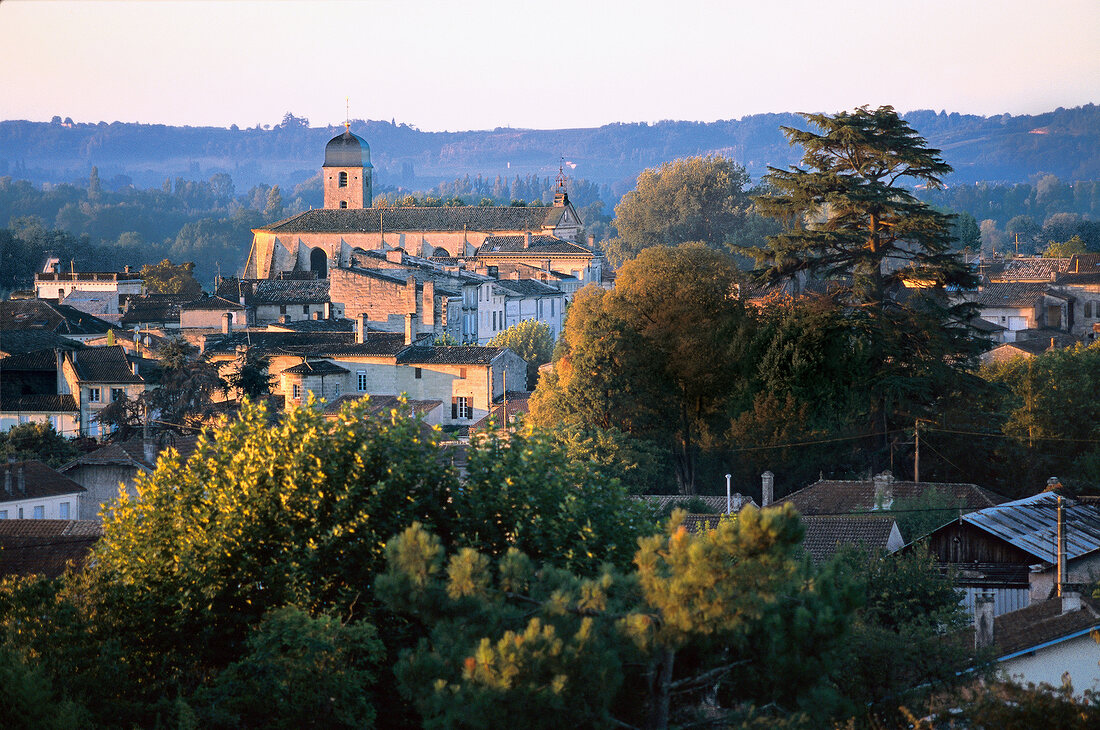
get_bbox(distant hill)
[2,105,1098,198]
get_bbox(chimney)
[589,234,596,248]
[324,301,332,320]
[405,312,418,345]
[524,231,531,249]
[131,360,139,375]
[422,280,435,328]
[761,471,774,507]
[222,312,232,335]
[974,592,995,650]
[386,248,404,264]
[406,275,417,313]
[312,311,321,321]
[357,313,369,344]
[1047,476,1062,490]
[16,466,25,495]
[3,465,10,496]
[1063,591,1082,614]
[144,437,156,467]
[873,471,894,510]
[282,314,292,324]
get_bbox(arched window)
[339,201,348,209]
[338,171,348,188]
[310,247,328,279]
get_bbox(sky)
[1,0,1097,132]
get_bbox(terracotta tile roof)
[281,359,350,376]
[0,460,86,504]
[780,476,1006,515]
[0,348,61,371]
[119,293,190,325]
[0,394,78,413]
[322,394,442,419]
[991,258,1071,282]
[257,206,557,234]
[989,595,1100,659]
[493,278,563,297]
[265,319,356,333]
[320,333,424,358]
[216,279,330,305]
[70,346,143,383]
[0,519,103,578]
[969,282,1061,307]
[180,295,246,311]
[397,345,507,365]
[60,434,199,472]
[800,515,899,564]
[0,300,114,336]
[204,331,356,356]
[477,234,593,256]
[0,330,83,356]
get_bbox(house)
[918,490,1100,618]
[492,277,566,341]
[635,493,757,519]
[214,278,339,325]
[0,459,86,520]
[0,518,102,578]
[321,393,443,427]
[981,334,1079,364]
[0,299,115,342]
[972,592,1100,693]
[34,266,143,313]
[60,346,147,437]
[119,293,190,330]
[59,434,199,518]
[469,392,532,433]
[962,281,1073,339]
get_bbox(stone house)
[179,295,248,329]
[0,299,114,343]
[214,278,339,326]
[492,277,565,341]
[34,266,143,312]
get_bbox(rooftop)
[476,234,593,256]
[780,474,1005,516]
[215,278,330,305]
[397,345,509,365]
[0,519,103,578]
[0,299,114,336]
[281,359,350,376]
[0,460,87,503]
[70,345,143,384]
[257,206,558,235]
[961,492,1100,564]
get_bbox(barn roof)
[961,492,1100,564]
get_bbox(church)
[242,126,601,286]
[237,126,603,344]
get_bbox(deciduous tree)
[486,319,554,388]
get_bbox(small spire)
[345,97,350,132]
[556,155,567,191]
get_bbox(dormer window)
[338,171,348,188]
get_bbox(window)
[551,299,555,317]
[332,382,340,397]
[33,506,44,519]
[415,367,422,379]
[18,508,24,519]
[110,388,124,403]
[292,383,301,400]
[58,288,64,299]
[357,371,367,392]
[1086,301,1094,318]
[303,305,309,314]
[452,396,472,420]
[492,311,497,330]
[280,305,287,314]
[59,502,70,519]
[340,201,348,209]
[0,511,7,519]
[338,171,348,188]
[88,387,101,403]
[459,367,467,379]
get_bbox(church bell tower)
[323,125,373,209]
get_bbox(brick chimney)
[405,312,418,345]
[873,471,894,510]
[222,312,232,335]
[761,471,774,507]
[357,313,369,344]
[524,231,531,249]
[974,592,995,649]
[386,248,404,264]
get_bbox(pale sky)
[1,0,1097,131]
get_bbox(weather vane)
[556,155,567,191]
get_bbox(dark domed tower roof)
[323,129,372,168]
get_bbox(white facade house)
[0,460,85,521]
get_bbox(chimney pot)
[873,471,894,510]
[312,311,321,321]
[222,312,232,335]
[144,438,156,467]
[404,312,418,346]
[324,301,332,320]
[761,471,774,507]
[1062,591,1082,614]
[524,231,531,249]
[282,314,291,324]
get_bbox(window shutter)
[452,398,458,419]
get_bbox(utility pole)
[1057,495,1066,598]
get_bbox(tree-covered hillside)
[3,105,1098,195]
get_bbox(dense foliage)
[485,319,554,389]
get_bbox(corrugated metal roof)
[962,492,1100,563]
